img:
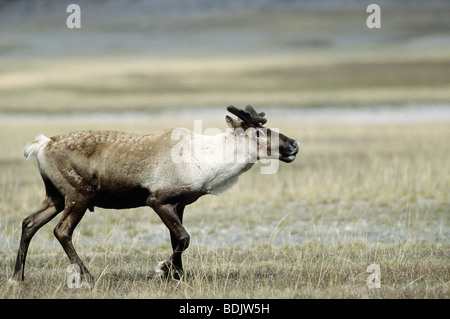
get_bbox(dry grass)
[1,244,448,299]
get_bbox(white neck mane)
[173,130,256,195]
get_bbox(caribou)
[10,105,299,285]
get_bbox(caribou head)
[226,105,299,163]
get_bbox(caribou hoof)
[154,261,183,281]
[82,273,95,289]
[154,261,167,279]
[8,277,22,286]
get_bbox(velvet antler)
[227,105,267,127]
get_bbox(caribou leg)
[53,197,94,286]
[10,196,63,282]
[152,202,189,280]
[169,204,186,276]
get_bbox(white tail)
[23,134,50,159]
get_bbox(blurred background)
[0,0,449,115]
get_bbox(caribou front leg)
[151,202,189,280]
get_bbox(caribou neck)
[199,132,255,195]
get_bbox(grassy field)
[0,116,448,298]
[0,1,449,300]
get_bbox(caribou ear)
[226,115,241,129]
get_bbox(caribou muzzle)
[280,139,299,163]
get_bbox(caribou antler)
[227,105,267,127]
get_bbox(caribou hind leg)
[10,196,63,282]
[53,196,94,286]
